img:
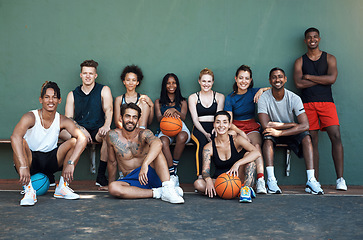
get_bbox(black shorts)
[87,128,101,143]
[29,148,63,176]
[263,131,310,158]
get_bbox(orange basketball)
[214,173,242,199]
[160,117,182,137]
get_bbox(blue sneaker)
[239,186,252,203]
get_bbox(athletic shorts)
[29,148,62,176]
[232,119,261,135]
[304,102,340,131]
[157,121,191,144]
[117,166,162,189]
[263,131,310,158]
[86,128,101,143]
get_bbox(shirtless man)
[11,81,87,206]
[294,27,347,190]
[106,103,184,204]
[63,60,113,187]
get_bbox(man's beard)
[123,121,137,132]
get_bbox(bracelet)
[19,166,28,169]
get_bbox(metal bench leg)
[89,144,96,174]
[285,149,291,176]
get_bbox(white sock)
[266,166,276,181]
[59,176,65,186]
[152,187,162,198]
[306,169,315,181]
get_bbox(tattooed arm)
[138,129,163,185]
[106,130,118,185]
[202,143,216,198]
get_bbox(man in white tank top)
[11,82,87,206]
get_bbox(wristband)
[19,166,28,169]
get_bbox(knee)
[108,182,122,197]
[160,137,170,148]
[194,179,205,192]
[176,132,188,144]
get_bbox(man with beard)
[105,103,184,204]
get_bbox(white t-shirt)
[257,89,305,123]
[24,110,60,152]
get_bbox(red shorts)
[303,102,340,131]
[232,119,260,134]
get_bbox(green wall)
[1,0,362,185]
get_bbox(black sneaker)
[96,174,108,187]
[48,174,56,187]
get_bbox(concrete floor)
[1,180,363,239]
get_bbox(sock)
[59,176,65,186]
[257,173,264,179]
[266,166,276,181]
[306,169,315,181]
[169,166,175,176]
[97,160,107,176]
[173,159,179,174]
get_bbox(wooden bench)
[1,139,291,176]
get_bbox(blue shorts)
[117,166,162,189]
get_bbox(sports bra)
[196,91,218,117]
[121,93,141,105]
[212,135,245,178]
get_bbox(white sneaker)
[267,179,282,194]
[256,178,267,194]
[161,181,184,204]
[153,186,183,198]
[54,182,80,200]
[170,175,180,187]
[305,178,324,195]
[20,186,37,206]
[336,177,347,191]
[175,186,184,197]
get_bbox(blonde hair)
[199,68,214,81]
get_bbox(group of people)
[11,27,347,207]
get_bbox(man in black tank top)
[294,27,347,191]
[62,60,114,188]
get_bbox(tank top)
[73,83,105,130]
[121,93,141,105]
[212,135,245,178]
[301,51,334,103]
[160,103,182,115]
[196,91,218,117]
[24,110,60,152]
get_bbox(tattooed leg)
[242,161,256,187]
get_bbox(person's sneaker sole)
[54,193,80,200]
[305,186,324,195]
[20,199,37,206]
[161,196,184,204]
[267,188,282,194]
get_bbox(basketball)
[160,117,182,137]
[214,173,242,199]
[31,173,50,196]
